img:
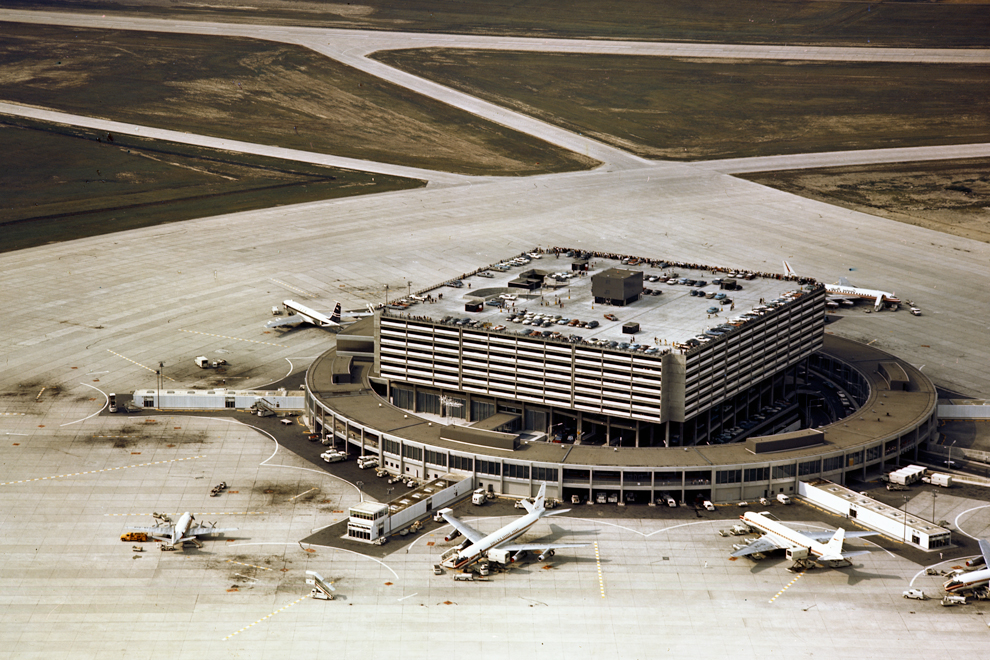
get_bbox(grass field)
[743,159,990,244]
[375,49,990,161]
[0,23,595,176]
[0,116,424,253]
[4,0,989,48]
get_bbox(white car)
[903,589,927,600]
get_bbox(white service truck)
[923,473,953,488]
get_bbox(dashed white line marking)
[107,350,176,380]
[179,328,287,347]
[1,455,205,486]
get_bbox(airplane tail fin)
[820,527,846,561]
[330,302,341,324]
[782,260,797,278]
[533,483,547,512]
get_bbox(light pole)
[407,281,412,298]
[157,361,164,409]
[931,490,937,525]
[902,495,909,543]
[384,284,388,307]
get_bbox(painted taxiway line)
[107,349,176,380]
[289,487,318,501]
[768,571,805,603]
[0,455,205,486]
[594,542,605,599]
[270,278,315,297]
[222,594,312,640]
[227,559,273,571]
[179,328,287,347]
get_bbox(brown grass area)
[0,24,595,175]
[375,49,990,162]
[4,0,989,47]
[742,160,990,244]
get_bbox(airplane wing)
[127,524,171,536]
[837,277,854,287]
[730,535,786,557]
[498,542,590,552]
[187,524,238,537]
[440,510,486,544]
[804,530,877,543]
[266,315,305,329]
[838,550,871,560]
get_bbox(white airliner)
[266,300,343,329]
[944,539,990,594]
[127,512,237,548]
[730,511,875,567]
[439,484,589,569]
[783,261,900,311]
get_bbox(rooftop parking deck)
[383,248,820,350]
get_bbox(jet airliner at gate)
[439,484,589,569]
[783,261,900,311]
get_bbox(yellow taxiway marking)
[769,571,805,603]
[0,455,205,486]
[289,487,318,501]
[270,278,315,297]
[222,593,312,640]
[594,542,605,599]
[179,328,287,348]
[107,350,176,380]
[227,559,273,571]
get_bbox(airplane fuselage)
[453,515,540,569]
[742,512,832,561]
[825,285,900,305]
[173,512,194,545]
[945,568,990,593]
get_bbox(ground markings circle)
[769,570,805,603]
[179,328,287,348]
[222,593,312,640]
[0,455,205,486]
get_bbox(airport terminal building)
[305,249,938,505]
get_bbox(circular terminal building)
[305,248,937,505]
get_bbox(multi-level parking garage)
[306,249,937,505]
